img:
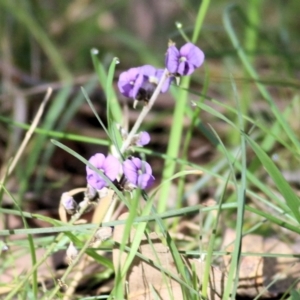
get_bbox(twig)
[0,87,52,182]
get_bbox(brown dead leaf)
[113,213,224,300]
[183,257,225,300]
[223,229,264,297]
[222,229,300,298]
[263,237,300,296]
[0,214,54,293]
[0,246,54,291]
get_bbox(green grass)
[1,1,300,299]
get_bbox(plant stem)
[120,69,169,153]
[157,0,211,213]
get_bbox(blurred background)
[0,0,300,212]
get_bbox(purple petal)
[136,131,150,146]
[131,157,143,170]
[179,43,195,56]
[165,45,180,74]
[131,73,145,99]
[118,73,132,97]
[180,43,205,69]
[137,174,155,189]
[117,67,141,98]
[86,153,120,190]
[130,158,152,175]
[123,157,155,189]
[141,161,152,175]
[87,173,106,190]
[86,153,105,175]
[103,155,121,181]
[62,193,77,211]
[177,61,195,76]
[123,159,138,185]
[155,69,172,93]
[140,65,157,77]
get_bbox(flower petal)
[141,161,152,175]
[87,173,106,190]
[123,159,138,185]
[155,69,173,93]
[86,153,105,175]
[180,43,204,69]
[177,61,194,76]
[117,67,141,98]
[136,131,151,146]
[61,193,77,211]
[165,45,180,74]
[131,157,142,170]
[140,65,157,77]
[103,155,121,181]
[131,73,145,99]
[137,174,155,189]
[86,153,120,190]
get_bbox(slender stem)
[157,0,210,214]
[0,88,52,182]
[157,76,190,214]
[120,69,169,153]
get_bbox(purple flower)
[123,157,155,189]
[135,131,150,146]
[135,65,172,101]
[155,68,173,93]
[117,67,143,99]
[86,153,121,190]
[165,42,205,76]
[118,65,172,101]
[129,131,151,148]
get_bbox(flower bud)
[131,131,150,147]
[85,184,98,201]
[61,193,77,214]
[116,124,128,140]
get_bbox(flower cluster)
[84,42,204,196]
[86,151,155,191]
[61,41,204,215]
[118,65,172,107]
[118,42,204,105]
[59,41,205,267]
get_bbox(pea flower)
[130,131,151,147]
[165,42,204,76]
[135,65,171,101]
[123,157,155,189]
[86,153,121,190]
[136,131,150,146]
[118,65,172,103]
[117,67,143,99]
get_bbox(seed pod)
[66,242,78,264]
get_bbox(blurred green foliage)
[1,0,299,81]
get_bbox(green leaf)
[245,135,300,223]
